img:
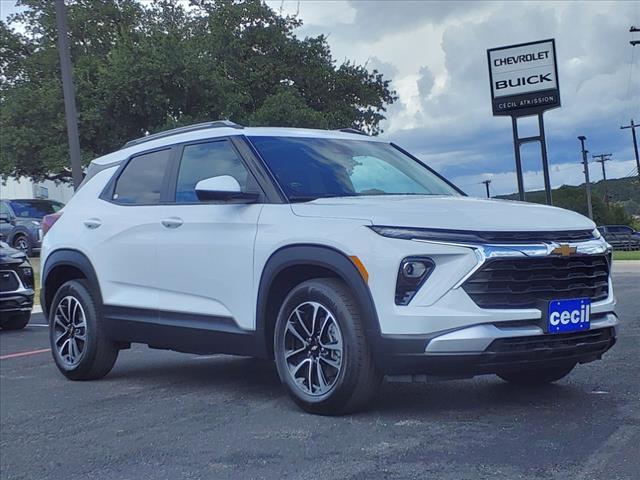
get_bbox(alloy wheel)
[283,301,343,396]
[53,296,87,367]
[14,237,29,252]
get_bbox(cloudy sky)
[2,1,639,197]
[267,0,639,197]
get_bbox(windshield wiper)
[288,194,356,203]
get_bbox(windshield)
[248,136,460,201]
[9,200,64,218]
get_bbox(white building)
[1,176,75,203]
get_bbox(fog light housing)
[395,257,435,305]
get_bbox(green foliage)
[497,177,639,227]
[0,0,396,181]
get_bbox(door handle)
[161,217,183,229]
[83,218,102,230]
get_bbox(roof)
[90,124,384,166]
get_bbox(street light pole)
[578,136,593,220]
[55,0,83,190]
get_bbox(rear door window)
[113,149,172,205]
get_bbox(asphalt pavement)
[1,265,638,480]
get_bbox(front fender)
[256,244,381,347]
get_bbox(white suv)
[40,121,618,414]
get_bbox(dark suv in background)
[0,199,64,256]
[597,225,640,251]
[0,241,34,330]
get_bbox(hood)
[0,241,27,264]
[14,216,42,224]
[291,195,595,232]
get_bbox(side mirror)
[194,175,259,202]
[0,213,10,223]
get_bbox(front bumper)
[372,313,618,376]
[0,289,35,313]
[366,235,617,376]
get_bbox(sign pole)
[538,113,552,205]
[510,116,525,200]
[487,39,560,204]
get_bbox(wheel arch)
[256,244,380,358]
[8,225,31,244]
[42,249,102,320]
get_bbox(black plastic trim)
[41,249,103,319]
[102,306,262,356]
[375,327,616,375]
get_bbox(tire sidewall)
[49,280,100,378]
[274,280,363,410]
[13,235,32,256]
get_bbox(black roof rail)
[122,120,244,149]
[337,128,368,136]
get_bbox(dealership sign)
[487,39,560,116]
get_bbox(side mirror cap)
[194,175,259,202]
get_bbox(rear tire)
[49,279,118,380]
[497,363,576,386]
[2,312,31,330]
[274,278,381,415]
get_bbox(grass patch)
[613,250,640,261]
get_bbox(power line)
[592,154,613,205]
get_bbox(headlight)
[592,228,602,239]
[370,226,485,244]
[31,220,41,226]
[395,257,435,305]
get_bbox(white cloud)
[281,0,640,195]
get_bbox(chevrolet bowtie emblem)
[551,244,577,257]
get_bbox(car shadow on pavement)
[106,353,283,397]
[104,351,597,417]
[371,377,596,417]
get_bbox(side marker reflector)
[349,256,369,283]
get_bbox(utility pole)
[578,136,593,220]
[631,26,640,45]
[55,0,83,190]
[481,179,491,198]
[621,119,640,181]
[593,153,612,205]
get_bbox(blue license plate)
[548,298,590,333]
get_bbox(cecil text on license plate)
[548,298,591,334]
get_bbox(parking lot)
[1,263,638,480]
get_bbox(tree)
[0,0,396,182]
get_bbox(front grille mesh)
[463,255,610,309]
[0,271,20,293]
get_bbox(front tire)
[274,278,381,415]
[49,279,119,380]
[497,362,576,386]
[2,312,31,330]
[13,235,32,257]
